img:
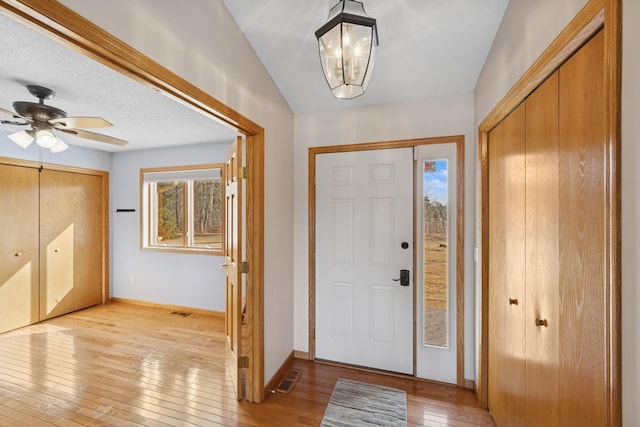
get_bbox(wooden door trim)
[308,135,466,388]
[0,0,266,402]
[477,1,621,423]
[0,156,110,305]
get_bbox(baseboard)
[465,379,475,390]
[294,350,310,360]
[265,351,294,394]
[109,297,224,319]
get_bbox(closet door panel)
[524,71,560,427]
[488,121,507,424]
[488,102,526,427]
[40,169,103,319]
[73,172,103,310]
[40,169,76,320]
[0,164,39,333]
[558,30,606,427]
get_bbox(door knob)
[535,318,548,327]
[392,269,410,286]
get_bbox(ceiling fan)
[0,84,128,152]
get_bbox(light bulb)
[35,130,58,149]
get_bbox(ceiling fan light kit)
[315,0,378,99]
[1,84,128,153]
[7,129,34,149]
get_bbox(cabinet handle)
[54,248,60,253]
[509,298,518,305]
[535,318,548,327]
[219,263,229,269]
[14,252,22,257]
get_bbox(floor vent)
[169,311,191,317]
[276,370,301,393]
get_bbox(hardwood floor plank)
[0,302,494,426]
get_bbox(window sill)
[141,246,223,256]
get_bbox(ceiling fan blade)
[57,127,128,146]
[50,116,113,129]
[0,106,28,120]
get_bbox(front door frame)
[309,136,466,387]
[0,0,266,402]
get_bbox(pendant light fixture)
[315,0,378,99]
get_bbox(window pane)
[193,178,223,248]
[423,159,449,347]
[157,182,184,246]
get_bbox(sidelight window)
[422,158,450,347]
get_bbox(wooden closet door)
[488,102,526,427]
[524,71,560,427]
[40,169,103,320]
[0,164,39,333]
[558,30,607,427]
[72,172,103,310]
[40,169,76,319]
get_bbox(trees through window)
[141,165,224,254]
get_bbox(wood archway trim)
[477,0,621,423]
[0,0,266,403]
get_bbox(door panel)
[40,170,103,321]
[224,136,243,400]
[525,71,559,426]
[315,148,413,375]
[488,102,527,427]
[0,164,39,333]
[73,173,103,310]
[40,169,76,319]
[558,30,606,427]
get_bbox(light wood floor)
[0,302,495,426]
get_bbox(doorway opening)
[4,2,266,402]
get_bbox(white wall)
[0,132,112,171]
[293,93,478,380]
[474,0,589,122]
[110,142,231,311]
[475,0,639,423]
[60,0,295,383]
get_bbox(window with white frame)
[141,165,224,255]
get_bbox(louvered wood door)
[488,102,527,427]
[0,164,39,333]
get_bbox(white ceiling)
[0,1,509,153]
[222,0,510,114]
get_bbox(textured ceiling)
[222,0,510,113]
[0,13,237,153]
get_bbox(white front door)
[415,143,457,383]
[315,148,414,374]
